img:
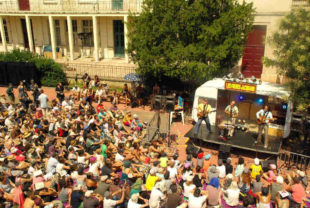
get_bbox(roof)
[197,78,290,98]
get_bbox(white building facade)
[0,0,308,82]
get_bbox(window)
[54,20,61,45]
[113,20,124,57]
[0,19,9,43]
[82,20,93,47]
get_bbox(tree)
[127,0,254,84]
[263,4,310,112]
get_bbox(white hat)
[297,170,305,177]
[131,193,139,203]
[254,158,259,165]
[226,174,233,179]
[85,190,93,197]
[186,175,194,182]
[133,114,138,118]
[101,175,108,182]
[150,168,157,175]
[277,176,284,184]
[0,158,4,162]
[5,135,10,140]
[34,170,43,177]
[10,147,18,154]
[69,132,76,136]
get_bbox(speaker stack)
[165,96,175,112]
[218,144,231,162]
[154,95,163,110]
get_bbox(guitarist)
[224,101,239,137]
[256,105,273,148]
[194,99,212,137]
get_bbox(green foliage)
[127,0,254,84]
[263,6,310,111]
[0,49,67,87]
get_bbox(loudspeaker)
[218,145,231,162]
[186,141,200,158]
[154,95,162,110]
[261,160,276,172]
[131,99,138,108]
[166,100,175,112]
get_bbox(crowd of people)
[0,78,308,208]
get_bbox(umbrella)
[123,73,142,82]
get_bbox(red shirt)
[292,183,306,203]
[96,104,105,114]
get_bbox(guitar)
[257,115,277,125]
[197,109,216,119]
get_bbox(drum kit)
[219,119,247,141]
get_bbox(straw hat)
[85,190,93,197]
[7,155,15,160]
[101,175,108,182]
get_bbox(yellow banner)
[225,81,256,93]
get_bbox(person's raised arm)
[115,186,125,205]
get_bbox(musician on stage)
[256,105,273,148]
[224,101,239,137]
[194,99,212,137]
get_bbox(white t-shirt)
[77,156,86,164]
[89,163,99,176]
[115,153,125,162]
[72,87,80,92]
[46,157,59,174]
[167,167,178,179]
[224,188,240,206]
[149,188,165,208]
[4,118,14,131]
[217,165,226,178]
[127,199,142,208]
[56,163,67,176]
[183,183,196,198]
[103,198,117,208]
[37,93,48,109]
[28,166,35,175]
[188,194,207,208]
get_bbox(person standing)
[194,99,213,137]
[32,83,40,106]
[56,82,65,103]
[37,89,49,118]
[6,83,15,103]
[17,81,24,102]
[256,105,274,148]
[224,100,239,137]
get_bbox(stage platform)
[185,124,282,155]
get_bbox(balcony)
[292,0,310,7]
[0,0,143,14]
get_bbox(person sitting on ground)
[257,187,271,208]
[262,163,277,183]
[188,187,208,208]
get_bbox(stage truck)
[186,78,292,155]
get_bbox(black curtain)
[0,62,7,84]
[0,62,40,86]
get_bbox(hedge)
[0,49,67,87]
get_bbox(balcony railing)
[0,0,143,13]
[292,0,310,7]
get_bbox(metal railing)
[0,0,143,13]
[292,0,310,7]
[278,150,310,171]
[64,62,136,80]
[146,112,160,143]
